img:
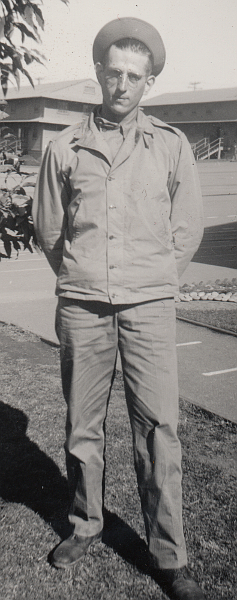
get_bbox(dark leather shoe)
[156,566,205,599]
[51,531,102,569]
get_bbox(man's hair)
[102,38,154,75]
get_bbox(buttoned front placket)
[71,117,127,304]
[71,113,148,304]
[105,124,140,304]
[106,171,125,303]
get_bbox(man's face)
[96,45,155,119]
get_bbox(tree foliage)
[0,1,69,258]
[0,0,68,96]
[0,167,39,258]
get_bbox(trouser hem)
[69,516,104,538]
[149,548,187,570]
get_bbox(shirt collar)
[71,106,155,146]
[94,105,139,138]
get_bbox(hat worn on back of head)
[93,17,166,77]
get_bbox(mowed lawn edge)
[0,322,236,600]
[176,300,237,334]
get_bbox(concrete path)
[0,252,58,343]
[1,251,236,343]
[0,253,236,423]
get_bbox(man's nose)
[117,73,128,91]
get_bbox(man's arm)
[169,132,204,278]
[32,141,70,275]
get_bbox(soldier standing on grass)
[33,17,204,600]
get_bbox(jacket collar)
[70,106,174,165]
[71,112,112,164]
[72,106,153,139]
[136,109,155,135]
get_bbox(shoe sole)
[52,555,85,569]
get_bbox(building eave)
[0,78,102,103]
[0,116,91,125]
[163,119,237,124]
[141,86,237,106]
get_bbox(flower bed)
[177,280,237,303]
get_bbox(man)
[33,17,204,600]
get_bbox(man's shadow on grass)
[0,400,69,538]
[0,400,154,579]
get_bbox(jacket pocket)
[70,199,104,260]
[136,194,173,249]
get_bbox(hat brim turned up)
[93,17,166,77]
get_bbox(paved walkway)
[0,253,236,423]
[1,254,236,344]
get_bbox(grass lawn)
[176,300,237,334]
[0,322,236,600]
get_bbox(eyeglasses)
[104,69,146,88]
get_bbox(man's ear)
[95,62,103,84]
[144,75,155,96]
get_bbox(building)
[1,82,237,161]
[0,79,102,160]
[141,87,237,159]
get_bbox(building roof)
[5,115,88,126]
[141,87,237,106]
[0,79,102,104]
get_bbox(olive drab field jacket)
[32,108,203,304]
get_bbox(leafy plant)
[0,166,39,257]
[0,0,68,95]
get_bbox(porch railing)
[191,137,223,160]
[0,136,22,154]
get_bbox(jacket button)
[109,205,116,209]
[109,265,116,269]
[109,235,115,240]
